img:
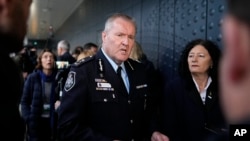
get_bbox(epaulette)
[72,56,95,67]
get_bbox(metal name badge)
[136,84,148,89]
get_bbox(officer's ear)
[102,31,107,43]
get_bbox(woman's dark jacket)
[20,69,58,140]
[161,77,227,141]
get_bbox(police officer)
[58,13,158,141]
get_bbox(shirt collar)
[101,48,125,72]
[192,76,212,92]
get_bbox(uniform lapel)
[96,50,128,96]
[124,61,134,95]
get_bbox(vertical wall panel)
[158,0,175,82]
[141,0,160,67]
[207,0,226,48]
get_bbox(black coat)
[20,70,59,140]
[0,47,25,140]
[58,50,155,141]
[161,77,227,141]
[57,52,76,65]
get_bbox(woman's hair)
[129,41,144,61]
[35,48,57,70]
[73,46,83,55]
[83,42,98,51]
[77,50,95,61]
[178,39,221,81]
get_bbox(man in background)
[82,42,99,55]
[57,40,76,64]
[0,0,32,140]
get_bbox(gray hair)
[57,40,70,51]
[103,13,137,33]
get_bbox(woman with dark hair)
[161,39,227,141]
[20,48,59,141]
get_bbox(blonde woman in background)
[77,50,96,61]
[130,41,168,141]
[76,42,99,61]
[129,41,155,74]
[129,41,144,61]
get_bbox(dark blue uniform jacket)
[58,50,155,141]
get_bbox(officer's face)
[102,18,136,65]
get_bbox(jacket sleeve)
[20,73,34,122]
[57,65,112,141]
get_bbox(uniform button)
[128,100,131,104]
[103,98,107,102]
[130,119,133,124]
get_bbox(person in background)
[58,13,158,141]
[55,40,76,94]
[72,45,83,60]
[129,41,165,141]
[57,40,76,64]
[129,41,144,61]
[220,0,250,125]
[82,42,99,55]
[21,48,59,141]
[13,47,35,80]
[76,42,99,61]
[27,45,38,69]
[76,49,96,61]
[0,0,32,140]
[158,39,226,141]
[129,41,155,78]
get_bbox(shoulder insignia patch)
[73,56,94,67]
[64,71,76,92]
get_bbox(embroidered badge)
[64,71,76,92]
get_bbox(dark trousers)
[26,117,57,141]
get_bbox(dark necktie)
[117,66,127,92]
